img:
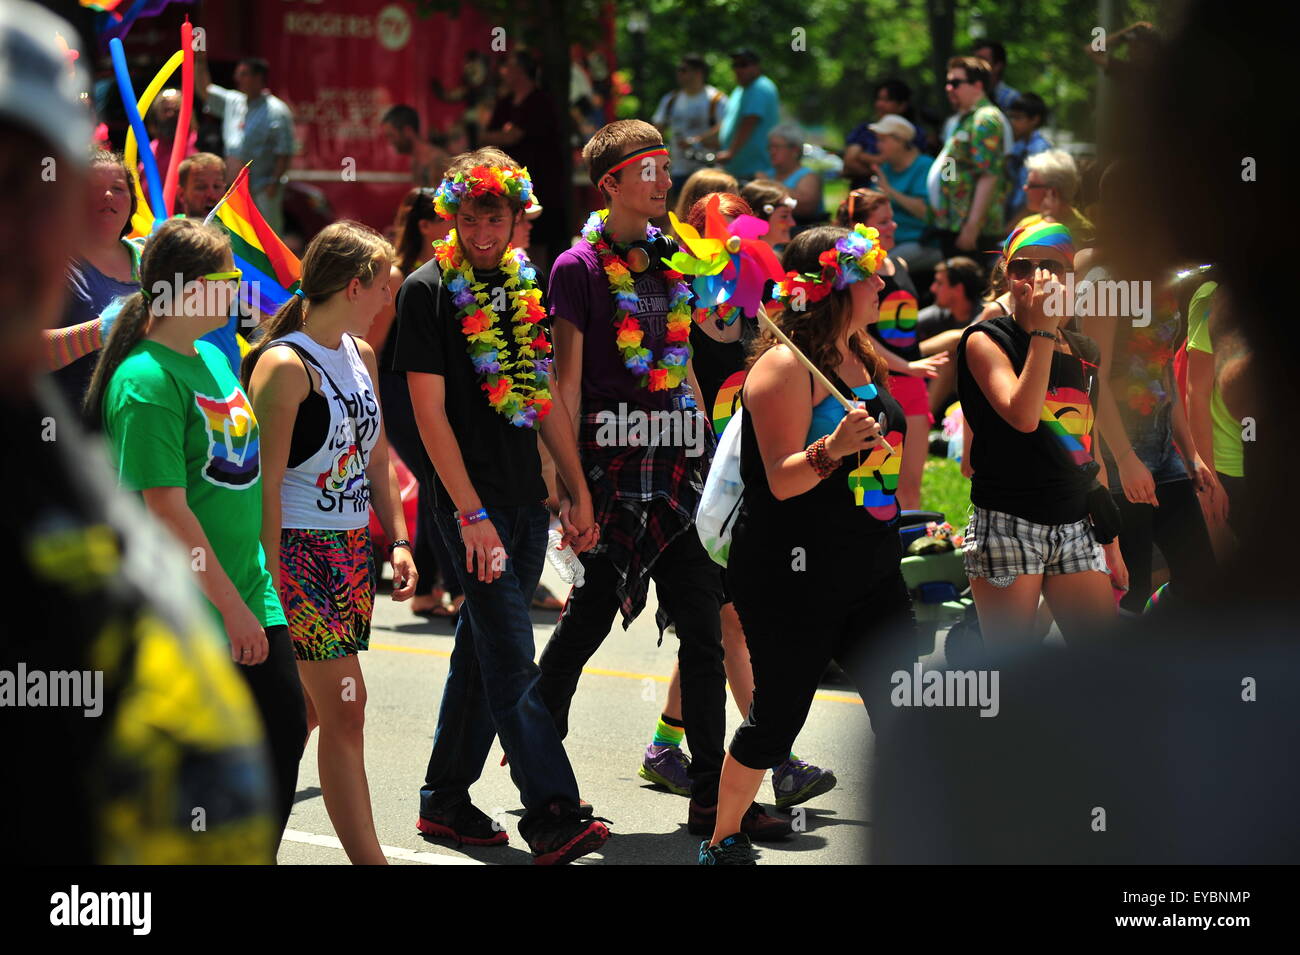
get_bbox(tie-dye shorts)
[279,527,376,661]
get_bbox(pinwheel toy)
[668,193,786,319]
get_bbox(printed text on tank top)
[270,331,381,528]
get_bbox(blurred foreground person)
[1,2,276,865]
[872,0,1299,865]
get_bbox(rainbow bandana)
[775,223,888,304]
[434,164,533,220]
[605,144,669,178]
[1002,221,1075,265]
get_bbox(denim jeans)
[537,530,726,805]
[421,503,580,817]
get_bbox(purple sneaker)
[638,743,692,796]
[771,756,837,809]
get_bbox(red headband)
[605,145,669,178]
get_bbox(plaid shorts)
[961,506,1108,587]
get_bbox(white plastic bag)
[696,406,746,567]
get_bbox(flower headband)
[774,224,887,304]
[433,164,533,220]
[1002,220,1074,265]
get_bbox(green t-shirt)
[1185,281,1243,478]
[104,339,285,630]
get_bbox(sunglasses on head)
[1006,258,1066,280]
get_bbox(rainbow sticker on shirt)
[1041,385,1095,466]
[847,427,904,522]
[317,445,366,494]
[712,370,746,435]
[875,289,919,352]
[194,389,260,488]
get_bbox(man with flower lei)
[535,121,784,841]
[389,148,610,862]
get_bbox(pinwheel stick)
[756,310,894,454]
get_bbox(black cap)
[731,48,760,65]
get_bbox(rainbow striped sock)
[652,715,685,748]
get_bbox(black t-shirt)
[957,314,1101,525]
[868,256,922,364]
[689,313,756,436]
[732,368,908,590]
[388,260,547,509]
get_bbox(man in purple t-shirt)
[538,121,791,849]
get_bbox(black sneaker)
[688,800,793,841]
[520,800,611,865]
[417,800,509,847]
[699,833,758,865]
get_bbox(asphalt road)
[275,557,907,866]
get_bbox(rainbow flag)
[212,167,301,318]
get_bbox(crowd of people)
[9,2,1256,868]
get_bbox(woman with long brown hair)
[701,225,918,864]
[641,193,837,813]
[243,220,416,864]
[88,217,307,848]
[370,188,464,618]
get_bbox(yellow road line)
[369,642,861,706]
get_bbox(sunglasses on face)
[945,77,971,88]
[1006,258,1066,281]
[1023,181,1048,192]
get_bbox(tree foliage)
[611,0,1165,148]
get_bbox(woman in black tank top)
[661,192,836,821]
[835,190,949,511]
[701,225,917,865]
[956,225,1128,647]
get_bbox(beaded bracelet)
[804,435,839,480]
[457,508,489,527]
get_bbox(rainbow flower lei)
[433,230,553,429]
[582,210,693,391]
[774,224,888,305]
[433,164,533,220]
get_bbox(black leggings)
[1112,478,1218,614]
[727,552,918,770]
[236,623,307,850]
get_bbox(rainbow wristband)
[458,508,489,527]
